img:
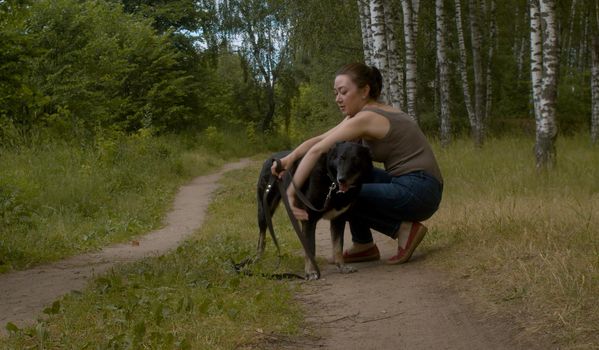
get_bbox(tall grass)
[424,135,599,347]
[0,127,279,272]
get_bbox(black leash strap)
[275,165,320,279]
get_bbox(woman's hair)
[335,63,383,100]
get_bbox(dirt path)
[0,159,250,334]
[278,222,547,350]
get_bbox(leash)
[273,159,321,279]
[230,158,323,280]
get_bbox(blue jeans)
[347,168,443,244]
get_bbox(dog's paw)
[336,264,357,274]
[305,271,320,280]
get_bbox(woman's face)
[334,74,369,117]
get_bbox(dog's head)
[326,142,373,193]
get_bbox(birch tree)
[369,0,390,103]
[454,0,476,137]
[530,0,542,125]
[357,0,374,66]
[532,0,559,169]
[469,0,485,146]
[401,0,418,121]
[383,0,404,109]
[484,0,496,123]
[436,0,451,147]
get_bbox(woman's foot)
[343,242,380,263]
[387,221,428,265]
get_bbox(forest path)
[0,159,251,335]
[279,223,546,350]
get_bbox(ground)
[0,160,549,349]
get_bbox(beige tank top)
[362,107,443,183]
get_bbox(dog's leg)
[330,218,356,274]
[302,220,320,280]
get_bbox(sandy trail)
[277,222,547,350]
[0,159,250,334]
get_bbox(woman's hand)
[286,186,309,221]
[271,156,289,179]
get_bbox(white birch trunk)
[401,0,418,121]
[592,35,599,144]
[536,0,558,169]
[454,0,476,132]
[383,0,404,109]
[436,0,451,147]
[530,0,543,126]
[369,0,390,103]
[484,0,496,122]
[358,0,374,66]
[469,0,485,146]
[411,0,421,45]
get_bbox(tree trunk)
[369,0,390,103]
[401,0,418,121]
[436,0,451,147]
[411,0,421,45]
[484,0,496,123]
[535,0,559,169]
[592,36,599,144]
[530,0,543,126]
[454,0,476,134]
[358,0,374,66]
[469,0,485,146]
[383,0,404,109]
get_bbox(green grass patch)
[1,161,304,349]
[423,134,599,348]
[0,133,229,272]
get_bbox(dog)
[256,141,373,280]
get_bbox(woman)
[271,63,443,264]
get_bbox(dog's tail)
[262,176,282,260]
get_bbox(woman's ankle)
[347,241,375,253]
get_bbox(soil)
[0,159,550,349]
[269,224,549,349]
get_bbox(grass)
[0,132,230,272]
[1,161,305,349]
[422,135,599,348]
[1,133,598,348]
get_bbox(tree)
[436,0,451,147]
[401,0,419,121]
[221,0,291,132]
[530,0,559,169]
[454,0,476,135]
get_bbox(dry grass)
[423,135,599,348]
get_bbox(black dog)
[256,141,373,279]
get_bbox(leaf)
[5,322,20,333]
[43,300,61,315]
